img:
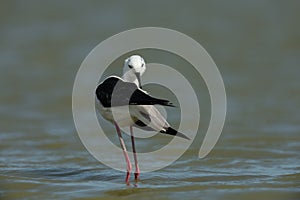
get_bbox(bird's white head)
[122,55,146,88]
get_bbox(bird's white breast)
[96,99,136,127]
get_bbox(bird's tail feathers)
[160,127,190,140]
[151,98,175,107]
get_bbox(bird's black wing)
[160,127,190,140]
[95,76,174,108]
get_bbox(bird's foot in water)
[134,172,140,182]
[125,172,131,185]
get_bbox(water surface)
[1,1,300,199]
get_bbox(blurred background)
[0,0,299,199]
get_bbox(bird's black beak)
[135,73,142,89]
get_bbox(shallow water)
[1,1,300,200]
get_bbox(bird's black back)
[95,77,174,108]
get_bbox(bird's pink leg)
[130,126,140,181]
[114,122,132,184]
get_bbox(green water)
[1,1,300,199]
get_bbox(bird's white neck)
[122,71,140,87]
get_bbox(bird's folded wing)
[131,105,190,140]
[130,105,170,132]
[96,76,174,107]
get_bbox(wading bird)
[95,55,189,184]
